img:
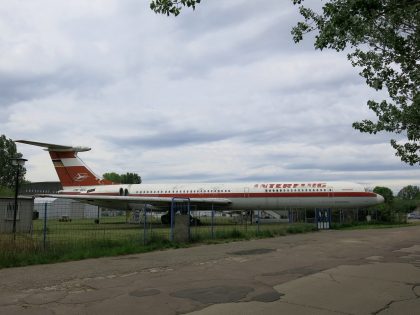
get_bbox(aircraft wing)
[37,194,232,210]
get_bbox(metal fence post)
[96,206,100,224]
[244,211,247,232]
[257,210,260,235]
[143,206,147,245]
[187,202,191,241]
[170,200,175,242]
[150,207,153,240]
[211,203,215,239]
[43,202,47,250]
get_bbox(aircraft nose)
[376,194,384,204]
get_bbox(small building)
[34,198,100,219]
[0,196,34,233]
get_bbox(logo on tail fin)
[73,173,89,182]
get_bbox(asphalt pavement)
[2,226,420,314]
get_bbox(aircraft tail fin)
[15,140,113,188]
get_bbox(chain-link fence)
[0,198,382,267]
[30,202,317,247]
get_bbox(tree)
[0,135,26,190]
[394,185,419,214]
[373,186,396,222]
[149,0,420,165]
[150,0,201,16]
[102,172,122,183]
[393,198,418,213]
[292,0,419,165]
[373,186,394,204]
[103,172,142,184]
[120,172,142,184]
[0,186,14,197]
[397,185,420,200]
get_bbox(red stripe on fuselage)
[59,191,377,199]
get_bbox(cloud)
[1,0,418,194]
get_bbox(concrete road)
[2,226,420,314]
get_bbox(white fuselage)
[60,181,383,210]
[15,141,384,211]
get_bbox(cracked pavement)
[2,226,420,314]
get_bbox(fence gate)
[316,208,331,229]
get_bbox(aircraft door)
[244,187,250,198]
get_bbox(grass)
[0,217,316,268]
[0,236,180,268]
[7,214,412,269]
[331,221,410,230]
[2,215,413,269]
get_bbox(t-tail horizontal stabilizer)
[15,140,112,187]
[15,140,91,152]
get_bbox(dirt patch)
[228,248,275,256]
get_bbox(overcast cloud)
[1,0,418,193]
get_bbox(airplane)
[16,140,384,213]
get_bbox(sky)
[1,0,418,193]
